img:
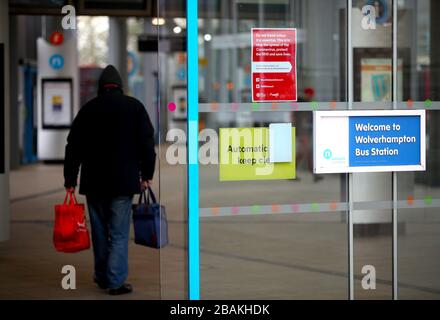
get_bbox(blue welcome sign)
[349,115,421,167]
[314,110,426,174]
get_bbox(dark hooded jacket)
[64,65,156,196]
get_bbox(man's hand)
[66,187,75,193]
[141,180,152,191]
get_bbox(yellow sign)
[219,127,296,181]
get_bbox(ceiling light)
[152,17,165,26]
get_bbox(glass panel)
[201,213,348,299]
[158,0,188,299]
[396,0,439,106]
[352,0,393,109]
[198,0,348,299]
[396,0,440,300]
[351,0,393,299]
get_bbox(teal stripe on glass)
[187,0,200,300]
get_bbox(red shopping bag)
[53,191,90,253]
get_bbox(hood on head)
[98,65,123,93]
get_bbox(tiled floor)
[1,164,161,299]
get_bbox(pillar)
[109,17,128,90]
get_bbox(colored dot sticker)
[232,207,239,215]
[330,101,337,109]
[330,201,338,211]
[407,196,414,206]
[424,196,432,205]
[252,205,260,214]
[407,99,414,108]
[211,102,219,111]
[168,102,176,112]
[231,103,239,111]
[425,99,432,108]
[311,101,318,110]
[291,102,298,110]
[311,203,319,211]
[291,204,299,213]
[211,207,220,216]
[252,103,259,111]
[271,103,278,110]
[271,205,280,213]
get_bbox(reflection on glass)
[351,0,393,300]
[198,0,349,299]
[199,0,347,104]
[396,0,440,299]
[158,0,188,300]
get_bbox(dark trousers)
[86,196,133,289]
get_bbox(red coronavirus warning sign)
[252,28,297,102]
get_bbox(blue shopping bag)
[132,187,168,249]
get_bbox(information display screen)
[42,78,73,129]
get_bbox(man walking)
[64,65,156,295]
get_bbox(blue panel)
[349,116,421,167]
[187,0,200,300]
[23,66,38,164]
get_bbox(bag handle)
[137,187,158,205]
[138,190,148,205]
[147,187,157,204]
[63,190,78,205]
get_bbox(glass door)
[396,0,440,299]
[176,0,440,300]
[188,0,350,299]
